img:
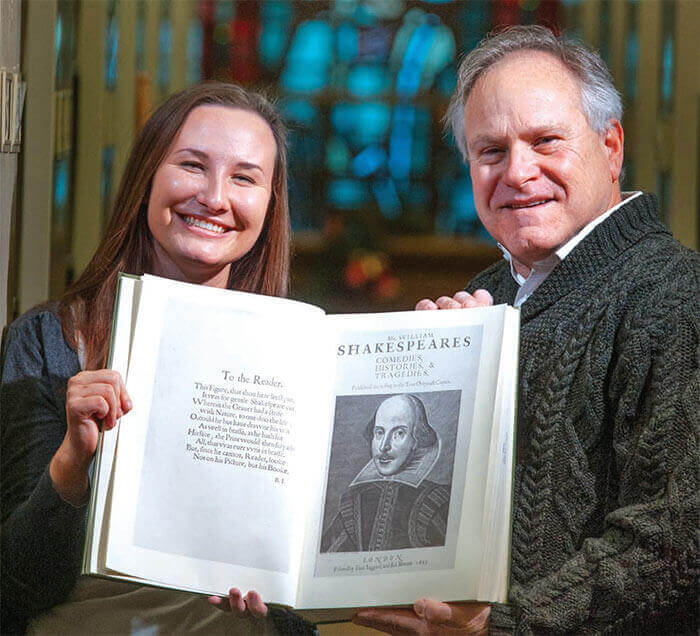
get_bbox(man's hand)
[208,588,268,619]
[415,290,493,311]
[353,599,490,635]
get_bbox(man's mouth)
[180,214,231,234]
[378,455,394,463]
[502,199,553,210]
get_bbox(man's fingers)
[415,599,491,631]
[353,608,424,634]
[435,296,462,309]
[244,590,268,618]
[453,290,493,308]
[415,299,438,311]
[471,289,494,305]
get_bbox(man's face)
[371,398,416,476]
[463,51,624,270]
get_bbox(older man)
[321,394,450,553]
[355,25,698,635]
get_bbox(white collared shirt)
[498,191,642,307]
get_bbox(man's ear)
[603,120,624,184]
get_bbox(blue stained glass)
[326,136,351,174]
[331,102,391,147]
[372,177,401,218]
[436,175,481,235]
[55,14,63,60]
[394,11,455,96]
[353,2,379,27]
[352,145,387,177]
[458,2,489,51]
[327,178,370,209]
[347,64,391,97]
[436,64,456,97]
[282,99,319,127]
[104,1,118,90]
[357,25,392,62]
[53,158,69,212]
[337,22,358,62]
[281,20,334,94]
[388,105,415,179]
[186,19,203,84]
[259,1,293,70]
[158,16,172,92]
[396,22,436,96]
[624,31,638,99]
[661,35,673,105]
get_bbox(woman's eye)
[181,161,204,170]
[233,174,254,184]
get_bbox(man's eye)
[478,148,504,164]
[374,429,384,438]
[535,136,557,146]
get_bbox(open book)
[83,273,519,618]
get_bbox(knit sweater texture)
[466,194,699,634]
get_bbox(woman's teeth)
[182,216,227,234]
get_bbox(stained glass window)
[190,0,571,241]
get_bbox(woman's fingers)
[207,588,268,620]
[66,370,131,429]
[244,590,268,618]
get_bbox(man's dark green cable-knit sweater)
[466,194,699,634]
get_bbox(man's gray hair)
[446,25,623,162]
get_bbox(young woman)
[1,83,313,634]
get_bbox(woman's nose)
[196,174,230,213]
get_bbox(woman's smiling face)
[147,104,277,288]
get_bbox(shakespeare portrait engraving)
[320,391,460,553]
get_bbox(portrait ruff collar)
[349,441,441,488]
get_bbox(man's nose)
[502,144,538,188]
[380,435,392,452]
[196,172,230,213]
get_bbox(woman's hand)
[416,290,493,311]
[208,588,268,619]
[353,599,490,635]
[50,370,132,505]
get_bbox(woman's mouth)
[180,214,230,234]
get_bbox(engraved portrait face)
[371,395,417,476]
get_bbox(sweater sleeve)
[492,277,699,633]
[0,311,86,631]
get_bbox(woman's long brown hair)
[58,82,290,370]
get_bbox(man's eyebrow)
[467,134,503,151]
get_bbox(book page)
[297,305,514,609]
[104,276,327,603]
